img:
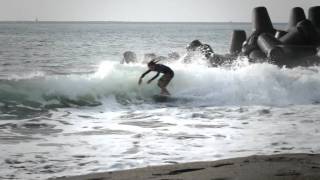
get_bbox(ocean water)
[1,22,320,180]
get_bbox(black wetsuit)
[141,64,174,81]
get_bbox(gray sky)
[0,0,319,22]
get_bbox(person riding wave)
[138,59,174,96]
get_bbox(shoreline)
[52,153,320,180]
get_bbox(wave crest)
[1,60,320,112]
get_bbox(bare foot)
[161,90,170,96]
[164,89,171,95]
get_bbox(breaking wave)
[1,59,320,111]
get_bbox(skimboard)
[153,94,176,102]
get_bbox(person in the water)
[138,60,174,96]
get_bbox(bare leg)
[164,88,170,95]
[161,88,170,96]
[158,75,172,96]
[160,89,165,95]
[160,89,164,95]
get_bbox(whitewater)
[0,22,320,180]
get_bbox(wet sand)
[53,153,320,180]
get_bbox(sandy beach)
[53,153,320,180]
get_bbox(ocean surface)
[1,22,320,180]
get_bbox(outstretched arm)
[140,70,151,79]
[139,70,151,85]
[147,72,160,84]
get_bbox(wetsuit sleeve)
[149,72,160,81]
[140,70,151,79]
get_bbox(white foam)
[1,59,320,107]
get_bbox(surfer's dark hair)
[148,59,161,66]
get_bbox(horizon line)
[0,20,288,24]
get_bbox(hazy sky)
[0,0,319,22]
